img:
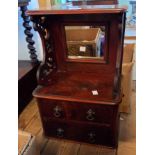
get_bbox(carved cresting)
[31,16,57,85]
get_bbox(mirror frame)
[63,22,109,64]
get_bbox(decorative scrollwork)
[31,16,57,85]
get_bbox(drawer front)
[42,120,116,147]
[67,102,115,124]
[37,99,67,120]
[37,98,117,125]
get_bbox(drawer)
[37,98,117,125]
[42,120,116,147]
[37,99,67,120]
[67,102,116,124]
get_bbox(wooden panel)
[37,98,118,125]
[38,99,67,120]
[24,111,42,135]
[71,0,118,6]
[18,60,38,80]
[79,144,116,155]
[66,102,115,124]
[18,60,39,114]
[42,120,116,147]
[19,99,38,129]
[35,129,48,154]
[40,139,64,155]
[27,5,126,15]
[56,141,80,155]
[33,70,120,104]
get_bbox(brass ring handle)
[86,109,95,121]
[56,128,64,137]
[53,106,62,118]
[88,132,96,143]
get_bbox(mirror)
[65,26,106,60]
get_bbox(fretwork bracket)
[30,16,57,85]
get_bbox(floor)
[18,84,136,155]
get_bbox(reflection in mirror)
[65,26,106,60]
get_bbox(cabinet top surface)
[27,4,126,15]
[33,72,121,105]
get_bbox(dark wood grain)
[29,4,126,149]
[70,0,118,6]
[18,61,39,115]
[43,120,115,147]
[27,5,126,16]
[37,98,116,125]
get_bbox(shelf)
[33,71,121,105]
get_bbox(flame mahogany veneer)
[27,4,126,148]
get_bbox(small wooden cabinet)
[27,4,126,148]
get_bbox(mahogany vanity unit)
[27,4,126,148]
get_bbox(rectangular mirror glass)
[65,26,106,60]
